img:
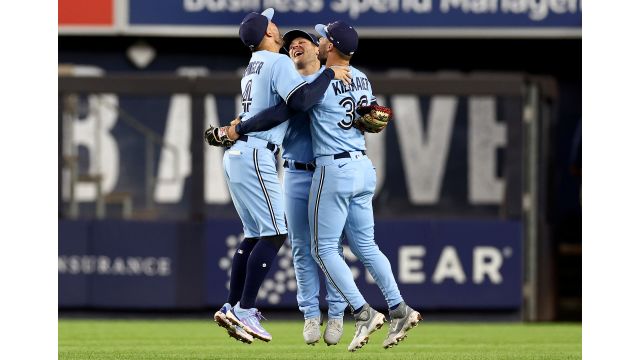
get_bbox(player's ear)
[264,22,274,38]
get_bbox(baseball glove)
[204,125,235,147]
[353,104,392,133]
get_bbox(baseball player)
[307,21,423,352]
[280,29,348,346]
[216,21,422,352]
[204,9,351,344]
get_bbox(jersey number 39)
[338,95,368,130]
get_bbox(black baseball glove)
[204,125,235,147]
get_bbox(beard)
[274,32,284,47]
[318,46,328,62]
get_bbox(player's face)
[318,37,330,62]
[288,37,319,67]
[268,21,284,47]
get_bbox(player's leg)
[284,169,322,345]
[212,150,260,343]
[308,164,365,313]
[344,159,403,308]
[323,235,347,345]
[224,172,260,307]
[309,163,384,352]
[344,159,422,348]
[226,147,288,342]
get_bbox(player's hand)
[227,124,240,141]
[230,117,241,126]
[353,105,393,133]
[330,65,352,86]
[205,125,235,147]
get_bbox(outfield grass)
[58,319,581,359]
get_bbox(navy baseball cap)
[282,29,319,51]
[314,21,358,56]
[239,8,274,49]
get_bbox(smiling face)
[288,36,319,68]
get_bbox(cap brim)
[314,24,328,39]
[283,29,319,50]
[261,8,274,21]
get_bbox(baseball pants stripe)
[253,149,280,235]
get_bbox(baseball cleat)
[323,318,344,346]
[382,302,423,349]
[226,305,272,342]
[347,304,386,352]
[303,317,321,345]
[226,324,254,344]
[214,303,254,344]
[214,303,234,329]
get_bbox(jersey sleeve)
[271,56,307,104]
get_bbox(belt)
[238,135,279,155]
[333,150,366,159]
[284,160,316,171]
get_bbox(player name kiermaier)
[331,77,371,96]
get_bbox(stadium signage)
[58,0,581,37]
[58,220,195,308]
[206,219,522,309]
[394,245,510,285]
[58,255,172,277]
[62,90,516,217]
[181,0,581,23]
[58,219,521,309]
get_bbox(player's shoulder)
[253,50,290,64]
[267,51,292,63]
[349,66,368,79]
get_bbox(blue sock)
[390,302,401,311]
[354,305,364,314]
[227,237,258,306]
[239,235,286,309]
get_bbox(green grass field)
[58,319,581,359]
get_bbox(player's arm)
[285,67,338,112]
[274,57,350,112]
[233,101,292,136]
[233,65,348,136]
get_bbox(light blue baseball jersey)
[309,66,376,157]
[306,65,403,312]
[240,50,307,146]
[281,66,325,163]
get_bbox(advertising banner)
[129,0,581,31]
[205,219,522,310]
[57,0,580,37]
[60,218,521,310]
[59,220,179,308]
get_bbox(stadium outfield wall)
[58,72,557,315]
[59,218,522,311]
